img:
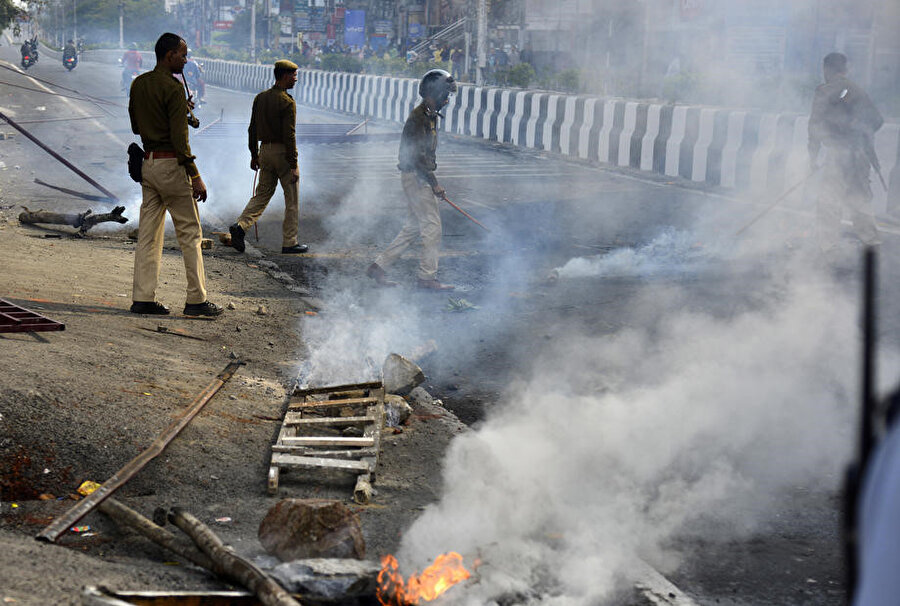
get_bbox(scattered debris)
[18,205,128,234]
[138,325,206,341]
[384,394,412,427]
[0,298,65,333]
[258,499,366,561]
[382,354,424,396]
[213,231,232,246]
[200,238,213,250]
[446,296,479,312]
[36,361,245,543]
[269,558,380,600]
[256,305,268,316]
[408,386,434,408]
[226,301,237,310]
[127,228,139,240]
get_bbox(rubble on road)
[382,354,424,396]
[258,499,366,561]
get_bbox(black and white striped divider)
[197,59,900,203]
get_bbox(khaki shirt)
[397,102,438,188]
[248,85,297,169]
[808,74,883,159]
[128,66,198,177]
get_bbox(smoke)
[393,252,898,603]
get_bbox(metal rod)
[0,110,119,202]
[36,361,245,543]
[733,168,819,237]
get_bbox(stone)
[269,558,380,599]
[226,301,237,310]
[200,238,212,249]
[408,386,434,407]
[258,499,366,561]
[384,394,412,427]
[256,305,268,316]
[382,353,424,396]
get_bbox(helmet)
[130,42,138,50]
[419,69,457,105]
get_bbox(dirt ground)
[0,141,466,604]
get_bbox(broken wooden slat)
[270,445,378,457]
[280,436,374,448]
[288,397,377,410]
[283,414,375,426]
[271,453,373,472]
[293,381,383,396]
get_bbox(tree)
[0,0,23,31]
[222,2,266,51]
[71,0,177,46]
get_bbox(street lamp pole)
[73,0,77,42]
[119,0,124,49]
[251,0,256,61]
[476,0,486,85]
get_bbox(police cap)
[274,59,298,71]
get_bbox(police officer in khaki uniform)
[129,32,223,317]
[367,69,457,290]
[229,59,308,255]
[809,52,884,252]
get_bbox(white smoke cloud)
[395,259,890,603]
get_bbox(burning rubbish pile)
[377,552,472,605]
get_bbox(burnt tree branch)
[167,507,304,606]
[18,206,128,234]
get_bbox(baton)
[440,193,490,232]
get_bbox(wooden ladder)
[268,380,384,504]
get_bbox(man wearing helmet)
[367,69,458,290]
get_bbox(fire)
[377,552,471,605]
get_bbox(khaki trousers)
[375,172,442,280]
[132,157,208,304]
[236,142,299,247]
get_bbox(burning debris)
[376,552,471,605]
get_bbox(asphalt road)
[6,42,900,604]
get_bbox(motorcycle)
[63,55,77,71]
[122,68,140,96]
[21,52,36,70]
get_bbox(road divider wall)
[86,51,898,213]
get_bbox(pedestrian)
[228,59,308,255]
[451,47,464,80]
[808,52,884,253]
[367,69,457,290]
[129,32,222,317]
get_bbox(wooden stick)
[36,361,245,543]
[167,507,303,606]
[98,498,216,571]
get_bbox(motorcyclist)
[121,43,143,91]
[63,39,78,69]
[63,39,77,59]
[182,51,205,104]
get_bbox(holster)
[127,142,144,183]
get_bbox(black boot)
[229,223,245,253]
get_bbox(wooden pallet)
[268,380,384,504]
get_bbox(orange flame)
[377,552,471,605]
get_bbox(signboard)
[213,20,233,31]
[344,10,366,48]
[373,19,392,35]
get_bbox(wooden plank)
[288,397,377,410]
[293,381,383,396]
[271,453,373,472]
[270,445,378,457]
[37,361,245,543]
[267,466,279,495]
[283,413,375,426]
[281,436,374,447]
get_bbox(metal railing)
[410,17,466,55]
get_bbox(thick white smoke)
[395,257,888,604]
